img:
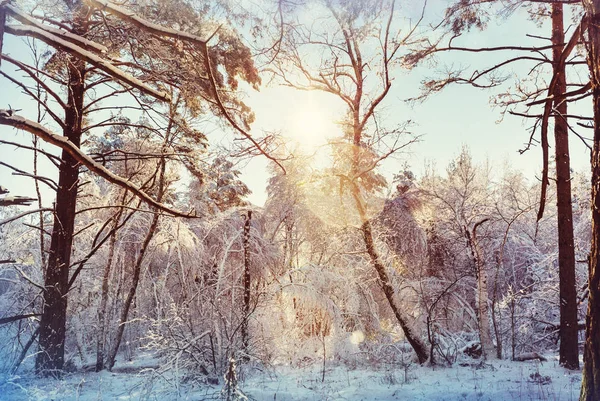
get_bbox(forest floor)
[0,354,582,401]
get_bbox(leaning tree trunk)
[106,210,160,371]
[35,51,86,375]
[581,4,600,399]
[96,214,121,372]
[360,219,429,363]
[106,115,172,370]
[552,2,579,371]
[349,115,428,364]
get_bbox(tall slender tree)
[581,2,600,398]
[551,2,579,370]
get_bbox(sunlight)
[286,107,339,152]
[2,0,595,397]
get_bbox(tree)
[422,149,497,360]
[408,0,585,369]
[105,96,184,371]
[241,209,252,357]
[581,1,600,398]
[0,0,264,374]
[551,2,579,370]
[271,0,428,363]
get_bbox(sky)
[236,1,591,206]
[0,0,593,209]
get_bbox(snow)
[4,24,169,102]
[0,356,582,400]
[6,5,108,54]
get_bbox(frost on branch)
[0,112,193,217]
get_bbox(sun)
[287,109,336,150]
[246,86,342,155]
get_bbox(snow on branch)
[0,112,196,218]
[3,24,170,102]
[0,195,36,206]
[87,0,207,46]
[0,185,36,206]
[87,0,286,172]
[4,5,108,54]
[200,41,286,173]
[0,313,40,325]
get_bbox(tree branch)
[4,24,170,101]
[0,313,40,325]
[0,112,196,217]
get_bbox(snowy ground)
[0,356,582,401]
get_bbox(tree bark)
[241,210,252,357]
[35,44,86,375]
[581,3,600,399]
[466,219,495,360]
[552,2,579,371]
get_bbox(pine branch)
[4,24,170,101]
[0,112,196,218]
[4,4,108,53]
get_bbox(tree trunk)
[96,216,120,371]
[349,112,427,363]
[360,219,429,364]
[241,210,251,356]
[581,4,600,399]
[35,50,86,375]
[466,219,495,360]
[106,119,171,370]
[552,2,579,371]
[106,212,160,370]
[475,250,494,360]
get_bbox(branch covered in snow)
[0,313,40,325]
[4,24,170,101]
[0,112,196,218]
[5,5,108,53]
[87,0,207,46]
[200,42,286,172]
[87,0,285,172]
[0,195,37,206]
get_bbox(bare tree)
[270,0,429,363]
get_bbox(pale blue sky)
[239,2,591,205]
[0,1,592,209]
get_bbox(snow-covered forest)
[0,0,599,400]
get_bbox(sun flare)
[286,106,340,153]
